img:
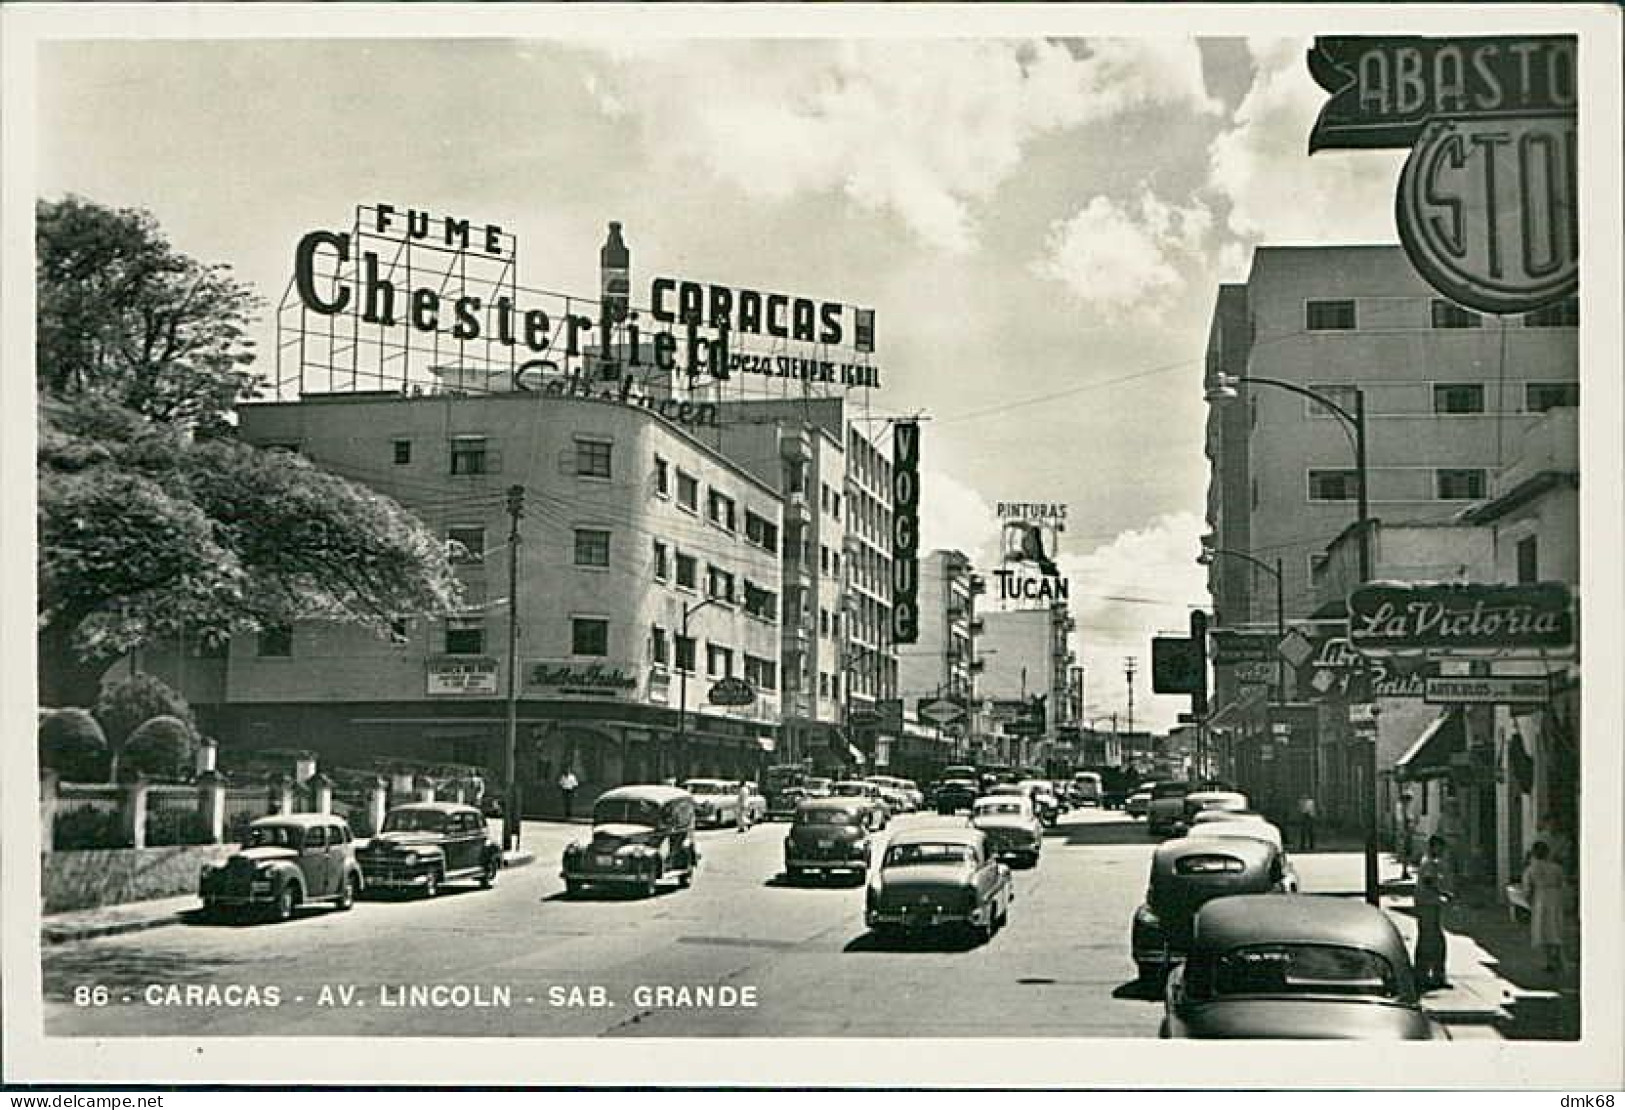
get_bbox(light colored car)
[864,776,913,814]
[971,794,1043,867]
[865,826,1013,942]
[1126,784,1155,819]
[683,778,742,827]
[830,780,890,829]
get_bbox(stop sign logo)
[1396,116,1577,314]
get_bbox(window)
[1305,299,1356,330]
[1526,382,1579,412]
[1524,298,1578,327]
[444,618,485,656]
[832,553,841,576]
[675,635,697,673]
[654,456,670,497]
[573,528,611,567]
[745,511,779,553]
[820,545,830,574]
[744,654,778,692]
[446,525,486,564]
[743,580,778,622]
[832,493,841,520]
[1306,383,1359,420]
[821,483,831,512]
[820,608,830,636]
[706,565,736,604]
[392,439,412,465]
[653,541,670,581]
[707,489,737,532]
[571,617,609,657]
[1433,383,1485,414]
[819,672,830,697]
[1516,536,1539,583]
[1436,468,1487,500]
[707,643,734,679]
[676,471,699,512]
[1431,299,1482,329]
[651,625,670,666]
[257,625,293,658]
[450,436,488,475]
[575,439,612,479]
[1308,469,1360,502]
[831,614,840,639]
[676,552,698,589]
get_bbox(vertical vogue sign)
[891,421,921,645]
[1307,36,1577,314]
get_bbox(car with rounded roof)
[1132,835,1285,982]
[683,778,744,828]
[1183,789,1251,821]
[1147,781,1192,835]
[830,779,890,829]
[971,794,1043,867]
[865,826,1013,943]
[933,774,982,815]
[1162,895,1444,1039]
[1126,782,1157,819]
[199,813,362,923]
[784,797,873,881]
[356,801,501,897]
[561,785,699,897]
[1182,818,1298,892]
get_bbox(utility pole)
[503,484,524,852]
[1123,656,1137,738]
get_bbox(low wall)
[42,844,236,914]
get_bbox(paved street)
[44,808,1209,1038]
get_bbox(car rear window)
[885,843,975,867]
[383,810,448,833]
[796,809,858,826]
[1198,944,1401,1000]
[975,802,1025,816]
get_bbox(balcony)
[969,575,987,596]
[968,618,985,636]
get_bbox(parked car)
[683,778,743,827]
[971,794,1044,867]
[199,814,362,922]
[356,802,501,897]
[1147,781,1192,836]
[1125,783,1155,819]
[1162,895,1444,1039]
[1131,835,1282,983]
[560,785,699,897]
[865,826,1013,943]
[1182,819,1299,892]
[784,797,873,881]
[934,776,982,815]
[830,780,890,828]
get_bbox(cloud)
[1053,511,1209,732]
[577,39,1217,253]
[918,465,999,567]
[1032,188,1213,319]
[1207,38,1404,243]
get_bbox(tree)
[123,716,199,781]
[94,673,195,782]
[37,196,264,432]
[38,708,109,781]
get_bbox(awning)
[1395,709,1465,780]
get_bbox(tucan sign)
[1308,36,1577,314]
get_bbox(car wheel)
[479,856,499,890]
[271,883,297,923]
[337,874,357,911]
[423,870,440,899]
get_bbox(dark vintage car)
[1132,836,1284,982]
[934,776,982,815]
[971,795,1044,867]
[767,785,808,822]
[356,802,501,897]
[1147,781,1192,836]
[561,785,698,897]
[199,814,363,922]
[783,797,873,881]
[865,826,1013,942]
[1162,895,1444,1039]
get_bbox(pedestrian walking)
[1413,835,1452,990]
[558,768,579,820]
[735,779,753,833]
[1296,794,1318,851]
[1520,841,1569,975]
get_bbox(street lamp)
[1205,372,1379,905]
[675,596,722,781]
[1197,546,1286,706]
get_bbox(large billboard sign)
[1308,36,1577,314]
[890,421,921,645]
[1347,581,1575,654]
[994,501,1068,604]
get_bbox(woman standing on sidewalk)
[1521,841,1568,974]
[1413,835,1452,990]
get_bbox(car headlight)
[564,841,582,856]
[1134,904,1160,927]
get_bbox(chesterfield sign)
[1348,582,1574,654]
[1308,36,1577,314]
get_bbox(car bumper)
[787,855,867,871]
[360,870,435,889]
[867,907,979,931]
[201,880,274,905]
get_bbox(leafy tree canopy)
[39,707,109,781]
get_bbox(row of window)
[653,455,779,554]
[1295,381,1579,419]
[651,540,778,620]
[1305,535,1539,584]
[1305,297,1579,332]
[256,616,613,659]
[1301,467,1489,502]
[648,626,778,689]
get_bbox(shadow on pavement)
[1053,819,1164,847]
[544,883,685,903]
[43,946,246,999]
[1111,976,1165,1002]
[843,928,981,955]
[764,871,866,889]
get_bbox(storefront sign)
[891,420,921,644]
[647,668,671,705]
[426,659,498,696]
[1348,582,1574,653]
[1308,36,1577,314]
[1212,630,1281,665]
[708,676,756,707]
[1298,633,1427,699]
[524,661,637,699]
[1424,676,1551,704]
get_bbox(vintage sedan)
[561,785,699,897]
[1125,782,1157,819]
[865,827,1013,942]
[199,814,362,922]
[784,797,873,881]
[1182,790,1251,824]
[1183,819,1299,892]
[934,776,982,815]
[830,780,890,829]
[356,802,500,897]
[971,795,1044,867]
[866,775,917,814]
[1147,781,1193,836]
[1162,895,1444,1039]
[1132,836,1282,982]
[683,778,744,828]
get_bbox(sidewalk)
[42,841,538,946]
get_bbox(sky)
[31,27,1414,733]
